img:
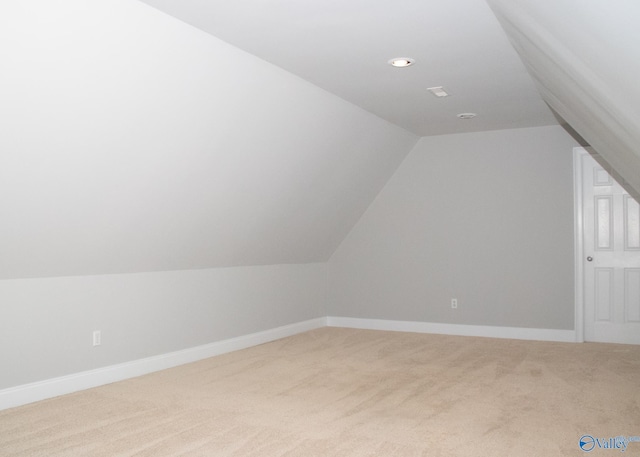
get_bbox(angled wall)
[328,126,579,330]
[0,0,417,280]
[0,0,415,394]
[487,0,640,200]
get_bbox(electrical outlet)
[92,330,101,347]
[451,298,458,309]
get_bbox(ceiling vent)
[427,86,450,97]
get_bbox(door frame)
[574,147,640,344]
[573,146,588,343]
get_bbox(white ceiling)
[138,0,558,136]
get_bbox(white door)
[581,150,640,344]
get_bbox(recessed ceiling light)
[427,86,450,97]
[457,113,477,119]
[388,57,415,68]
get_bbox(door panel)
[625,269,640,322]
[624,195,640,249]
[594,268,612,322]
[595,196,613,249]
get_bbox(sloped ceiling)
[0,0,417,279]
[487,0,640,199]
[4,1,633,281]
[138,0,558,137]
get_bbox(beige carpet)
[1,327,639,456]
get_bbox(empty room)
[1,1,639,456]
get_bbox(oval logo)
[580,435,596,452]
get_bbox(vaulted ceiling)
[0,0,418,279]
[140,0,640,197]
[1,0,638,280]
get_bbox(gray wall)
[328,126,578,330]
[0,263,325,390]
[0,126,581,392]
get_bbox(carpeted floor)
[1,327,639,456]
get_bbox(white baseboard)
[0,317,327,412]
[0,316,577,412]
[327,316,577,343]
